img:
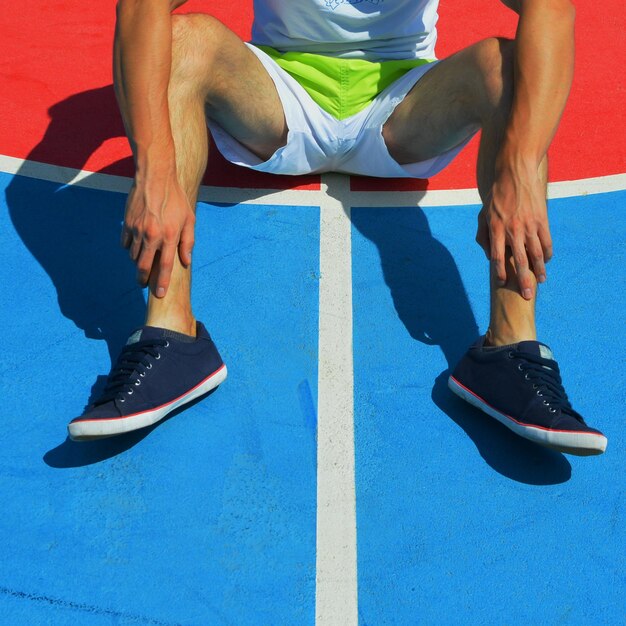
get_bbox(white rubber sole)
[68,364,228,441]
[448,375,607,456]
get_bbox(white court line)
[316,173,358,626]
[3,155,625,207]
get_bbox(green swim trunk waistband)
[255,46,434,121]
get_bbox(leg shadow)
[6,85,317,462]
[350,204,571,485]
[5,86,147,459]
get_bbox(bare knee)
[474,37,514,113]
[170,14,228,89]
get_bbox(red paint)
[0,1,623,191]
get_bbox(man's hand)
[121,170,195,297]
[476,157,553,300]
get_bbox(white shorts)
[207,44,474,179]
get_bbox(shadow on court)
[350,206,571,485]
[5,86,313,466]
[43,390,217,468]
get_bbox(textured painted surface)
[351,191,626,624]
[1,1,624,623]
[0,171,319,624]
[0,1,624,190]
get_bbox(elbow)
[546,0,576,22]
[556,0,576,23]
[115,0,186,14]
[512,0,576,21]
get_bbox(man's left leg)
[382,38,607,455]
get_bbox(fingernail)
[156,288,165,298]
[497,279,506,287]
[523,288,532,300]
[538,274,547,283]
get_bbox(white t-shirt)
[251,0,439,62]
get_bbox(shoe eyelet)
[524,373,530,380]
[507,351,515,359]
[155,353,161,360]
[147,363,152,370]
[536,390,542,396]
[119,397,125,403]
[135,380,141,386]
[164,341,170,348]
[532,384,538,389]
[140,372,146,378]
[517,364,524,371]
[542,400,549,406]
[128,389,133,395]
[549,408,557,413]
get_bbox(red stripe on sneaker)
[449,375,605,437]
[70,364,226,424]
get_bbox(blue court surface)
[1,161,624,624]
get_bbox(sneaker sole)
[68,364,228,441]
[448,375,607,456]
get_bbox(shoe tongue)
[126,325,196,345]
[126,328,145,345]
[516,340,554,361]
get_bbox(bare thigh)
[382,38,513,164]
[171,14,288,160]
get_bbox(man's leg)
[68,14,289,440]
[382,39,606,454]
[145,13,288,336]
[383,37,536,346]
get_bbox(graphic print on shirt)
[325,0,383,10]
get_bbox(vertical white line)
[316,172,358,626]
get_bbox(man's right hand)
[121,169,195,298]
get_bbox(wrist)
[134,141,177,183]
[497,129,544,173]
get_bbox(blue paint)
[0,171,319,624]
[351,191,626,624]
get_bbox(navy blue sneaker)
[68,322,227,441]
[448,338,607,456]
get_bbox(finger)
[121,225,132,248]
[511,238,534,300]
[527,235,547,284]
[136,244,157,286]
[179,217,195,267]
[155,242,176,298]
[489,225,507,286]
[537,222,553,263]
[129,233,142,261]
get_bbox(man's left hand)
[476,158,553,300]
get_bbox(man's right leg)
[145,13,289,336]
[68,14,289,440]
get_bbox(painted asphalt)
[352,192,625,624]
[1,0,624,623]
[2,171,319,624]
[2,168,624,623]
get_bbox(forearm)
[113,0,183,176]
[500,0,575,167]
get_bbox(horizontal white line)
[2,154,625,207]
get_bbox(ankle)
[484,327,536,347]
[145,309,196,337]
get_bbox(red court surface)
[1,1,624,188]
